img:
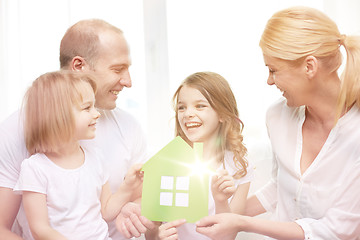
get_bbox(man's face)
[90,31,132,110]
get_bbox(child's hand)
[123,163,144,189]
[158,219,186,240]
[211,170,236,204]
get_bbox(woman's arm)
[22,191,67,240]
[196,213,304,240]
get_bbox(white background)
[1,1,360,239]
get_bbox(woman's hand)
[196,213,240,240]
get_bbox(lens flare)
[187,160,215,176]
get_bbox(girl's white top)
[14,146,111,240]
[177,150,254,239]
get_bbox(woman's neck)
[306,72,341,127]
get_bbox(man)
[0,19,153,240]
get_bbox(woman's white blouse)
[256,98,360,240]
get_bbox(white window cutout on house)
[176,176,189,190]
[160,192,173,206]
[160,176,174,190]
[160,176,190,207]
[175,192,189,207]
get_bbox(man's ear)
[304,56,318,79]
[71,56,87,71]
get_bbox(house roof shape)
[141,136,209,223]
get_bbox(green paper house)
[141,136,209,223]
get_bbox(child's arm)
[244,194,266,217]
[211,170,236,214]
[101,163,143,222]
[229,182,250,214]
[22,191,67,240]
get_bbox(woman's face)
[263,54,310,107]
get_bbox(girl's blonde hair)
[23,71,97,155]
[172,72,248,178]
[259,6,360,117]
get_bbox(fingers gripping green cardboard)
[141,136,209,223]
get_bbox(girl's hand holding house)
[122,163,144,200]
[123,163,143,188]
[158,219,187,240]
[211,170,236,213]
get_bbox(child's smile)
[177,85,221,146]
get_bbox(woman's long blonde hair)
[259,6,360,117]
[172,72,248,179]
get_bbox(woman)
[196,6,360,240]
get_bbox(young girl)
[14,71,142,240]
[152,71,253,239]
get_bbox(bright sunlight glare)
[187,160,215,177]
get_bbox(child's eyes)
[177,104,207,111]
[82,106,91,111]
[177,105,185,111]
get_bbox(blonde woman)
[14,71,142,240]
[196,6,360,240]
[149,72,253,239]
